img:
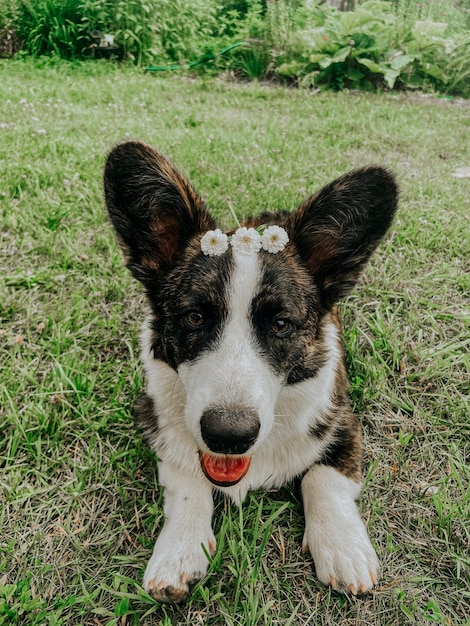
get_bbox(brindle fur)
[104,140,398,601]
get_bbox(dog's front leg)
[301,464,379,594]
[143,460,215,603]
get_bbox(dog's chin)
[199,452,251,487]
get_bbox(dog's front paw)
[303,519,379,595]
[301,466,380,594]
[143,530,216,603]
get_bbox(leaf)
[319,56,333,69]
[383,68,400,89]
[309,53,330,65]
[411,20,448,51]
[390,54,414,71]
[276,62,302,78]
[114,597,129,617]
[299,27,329,50]
[357,57,383,74]
[346,67,364,82]
[357,57,401,88]
[337,8,378,36]
[423,599,444,621]
[420,62,443,80]
[332,46,351,63]
[399,603,416,622]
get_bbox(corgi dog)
[104,140,398,603]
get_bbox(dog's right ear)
[104,141,215,282]
[285,166,398,309]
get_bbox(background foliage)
[0,0,469,95]
[270,0,470,94]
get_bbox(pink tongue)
[200,453,251,486]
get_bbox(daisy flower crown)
[201,225,289,257]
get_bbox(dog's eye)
[184,310,205,329]
[270,317,293,337]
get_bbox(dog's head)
[104,141,397,486]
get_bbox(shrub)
[80,0,159,65]
[15,0,89,58]
[82,0,235,66]
[229,0,303,80]
[274,0,470,96]
[10,0,237,66]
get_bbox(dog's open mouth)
[200,453,251,487]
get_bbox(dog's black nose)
[200,407,260,455]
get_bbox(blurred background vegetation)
[0,0,469,96]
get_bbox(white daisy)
[261,225,289,253]
[200,229,229,256]
[230,227,262,255]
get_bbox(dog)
[104,140,398,603]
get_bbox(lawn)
[0,59,469,626]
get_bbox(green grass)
[1,58,469,625]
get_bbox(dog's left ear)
[104,140,215,283]
[286,166,398,308]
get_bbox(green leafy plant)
[275,0,470,96]
[83,0,239,67]
[152,0,226,63]
[0,578,50,625]
[444,35,470,96]
[15,0,89,58]
[277,1,401,89]
[229,0,300,80]
[105,0,157,66]
[234,43,271,80]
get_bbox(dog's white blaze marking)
[227,249,260,332]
